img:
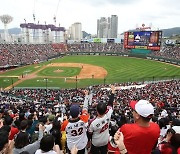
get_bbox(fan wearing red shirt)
[4,115,19,140]
[115,100,160,154]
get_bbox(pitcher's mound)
[54,69,64,73]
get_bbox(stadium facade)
[20,23,66,44]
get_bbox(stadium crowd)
[0,80,180,154]
[0,44,62,67]
[0,41,180,154]
[66,43,124,53]
[150,45,180,60]
[0,43,180,67]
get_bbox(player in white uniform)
[88,86,115,154]
[62,90,92,154]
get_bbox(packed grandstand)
[0,42,180,154]
[0,43,180,67]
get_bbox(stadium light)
[0,14,13,42]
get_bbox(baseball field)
[0,55,179,89]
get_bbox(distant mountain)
[161,27,180,37]
[0,28,21,35]
[121,27,180,38]
[1,27,180,38]
[82,31,91,39]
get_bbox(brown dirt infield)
[4,63,107,90]
[47,63,107,79]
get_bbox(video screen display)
[124,31,162,50]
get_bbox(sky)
[0,0,180,34]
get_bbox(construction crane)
[53,0,61,26]
[33,0,38,23]
[32,0,61,26]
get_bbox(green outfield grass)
[0,56,179,89]
[16,78,103,89]
[0,64,44,76]
[0,77,19,88]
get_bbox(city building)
[110,15,118,38]
[97,17,109,38]
[68,22,82,42]
[97,15,118,38]
[20,23,65,44]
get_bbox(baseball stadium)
[0,53,180,90]
[0,3,180,153]
[0,31,180,154]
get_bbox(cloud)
[0,0,179,34]
[158,0,180,9]
[74,0,137,6]
[106,0,138,5]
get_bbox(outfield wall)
[59,52,180,66]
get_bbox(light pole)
[44,78,48,104]
[11,77,14,89]
[76,76,77,90]
[92,74,94,86]
[103,74,106,86]
[44,78,48,96]
[0,15,13,42]
[104,78,106,86]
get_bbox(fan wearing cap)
[61,90,91,154]
[114,100,160,154]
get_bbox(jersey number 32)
[71,127,83,136]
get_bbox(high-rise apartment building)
[69,22,82,41]
[110,15,118,38]
[97,17,109,38]
[97,15,118,38]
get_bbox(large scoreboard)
[124,31,162,50]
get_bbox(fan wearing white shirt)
[35,134,62,154]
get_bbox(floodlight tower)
[0,14,13,42]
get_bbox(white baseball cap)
[161,109,168,118]
[130,100,154,118]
